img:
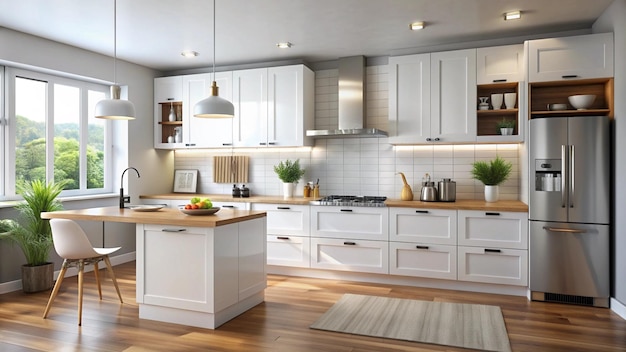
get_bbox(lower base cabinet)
[457,246,528,286]
[390,242,457,280]
[311,237,389,274]
[267,235,310,268]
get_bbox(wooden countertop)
[141,194,528,212]
[385,199,528,212]
[41,206,266,227]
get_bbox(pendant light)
[95,0,136,120]
[193,0,234,118]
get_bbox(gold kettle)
[397,172,413,201]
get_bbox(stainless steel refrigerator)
[529,115,610,308]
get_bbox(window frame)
[3,67,113,200]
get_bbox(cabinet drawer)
[311,206,388,241]
[390,208,456,245]
[251,203,309,236]
[267,235,310,268]
[458,246,528,286]
[458,210,528,249]
[311,237,388,274]
[390,242,457,280]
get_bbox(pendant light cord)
[213,0,216,83]
[113,0,117,85]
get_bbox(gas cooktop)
[311,195,387,207]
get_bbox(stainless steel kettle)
[438,178,456,202]
[420,182,438,202]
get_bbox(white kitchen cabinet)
[388,54,431,144]
[476,44,524,84]
[457,246,528,286]
[182,72,234,148]
[457,210,528,250]
[527,32,614,82]
[388,49,476,144]
[310,206,388,241]
[390,242,457,280]
[251,203,310,268]
[311,237,389,274]
[430,49,477,143]
[233,65,314,147]
[389,207,457,245]
[154,76,183,149]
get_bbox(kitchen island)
[41,206,267,329]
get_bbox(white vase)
[491,93,503,110]
[484,185,499,202]
[504,92,517,109]
[283,182,295,199]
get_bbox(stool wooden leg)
[43,260,68,319]
[94,260,102,300]
[78,260,85,326]
[103,256,123,303]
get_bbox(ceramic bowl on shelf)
[568,94,596,110]
[180,207,220,216]
[547,103,568,111]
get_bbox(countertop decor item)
[173,169,198,193]
[397,172,413,201]
[180,207,220,216]
[568,94,596,110]
[0,179,69,292]
[274,159,306,199]
[471,156,512,202]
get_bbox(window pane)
[54,84,80,190]
[15,77,46,185]
[87,90,105,189]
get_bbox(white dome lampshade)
[95,85,136,120]
[194,81,234,118]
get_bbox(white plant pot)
[283,182,295,199]
[484,185,499,202]
[500,127,514,136]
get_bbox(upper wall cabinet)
[527,32,614,82]
[388,49,477,145]
[476,44,524,85]
[154,76,183,149]
[183,72,234,148]
[233,65,314,148]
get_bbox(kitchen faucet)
[120,167,140,208]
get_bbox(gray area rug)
[310,293,511,352]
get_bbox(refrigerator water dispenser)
[534,159,561,192]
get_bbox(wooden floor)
[1,261,625,352]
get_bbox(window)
[4,67,111,198]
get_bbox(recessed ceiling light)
[181,50,199,58]
[409,22,425,30]
[276,42,292,49]
[504,11,521,21]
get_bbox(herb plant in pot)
[496,118,516,136]
[471,156,512,202]
[0,179,68,292]
[273,159,306,199]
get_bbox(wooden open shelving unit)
[477,82,519,137]
[157,101,183,143]
[529,78,614,119]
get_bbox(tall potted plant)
[273,159,306,199]
[471,156,512,202]
[0,179,68,292]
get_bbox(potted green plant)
[273,159,306,199]
[471,156,512,202]
[496,118,516,136]
[0,179,68,292]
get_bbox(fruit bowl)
[568,94,596,110]
[180,207,220,216]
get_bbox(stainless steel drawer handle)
[162,228,186,232]
[542,226,587,234]
[416,245,429,250]
[343,241,356,245]
[484,248,501,253]
[277,236,290,240]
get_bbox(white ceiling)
[0,0,614,72]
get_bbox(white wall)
[593,0,626,308]
[175,66,521,200]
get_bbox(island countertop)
[41,206,266,227]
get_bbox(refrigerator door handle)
[569,145,575,208]
[542,226,587,234]
[561,145,567,208]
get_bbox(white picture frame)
[173,169,198,193]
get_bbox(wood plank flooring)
[1,261,625,351]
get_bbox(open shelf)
[477,82,519,139]
[529,78,613,119]
[158,101,183,143]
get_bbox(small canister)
[240,185,250,198]
[303,183,311,198]
[232,184,241,197]
[312,184,320,198]
[438,178,456,202]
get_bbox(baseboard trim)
[0,251,136,295]
[611,297,626,320]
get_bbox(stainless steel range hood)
[306,56,388,138]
